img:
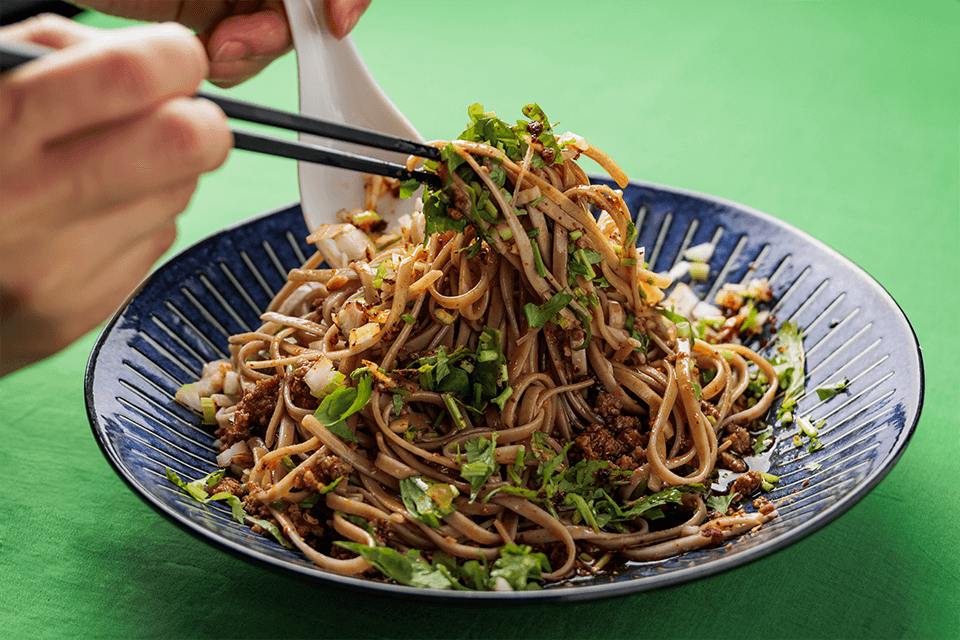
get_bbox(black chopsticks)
[0,39,442,188]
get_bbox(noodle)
[177,104,783,591]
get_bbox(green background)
[2,1,957,638]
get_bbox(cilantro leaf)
[769,321,805,419]
[616,486,694,521]
[752,430,773,456]
[523,292,574,329]
[816,377,850,401]
[314,373,373,442]
[488,543,551,591]
[335,543,460,589]
[460,435,499,502]
[399,476,459,528]
[166,467,292,548]
[706,492,740,514]
[398,178,420,199]
[656,306,689,326]
[410,327,511,417]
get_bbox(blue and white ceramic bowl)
[85,181,923,601]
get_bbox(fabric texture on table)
[1,2,957,639]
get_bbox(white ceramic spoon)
[283,0,424,231]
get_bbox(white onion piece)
[222,370,240,395]
[558,131,589,151]
[683,242,715,263]
[337,300,367,334]
[385,213,413,237]
[195,360,230,396]
[175,384,202,412]
[409,211,426,245]
[692,301,723,320]
[303,356,343,397]
[310,223,373,268]
[216,440,251,468]
[666,261,690,281]
[349,322,380,347]
[664,282,700,319]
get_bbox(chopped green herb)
[314,374,373,443]
[769,321,805,421]
[398,178,420,199]
[816,377,850,401]
[166,467,292,548]
[523,291,574,329]
[656,306,689,326]
[392,392,404,417]
[399,476,459,528]
[460,434,499,502]
[752,430,773,456]
[706,492,740,514]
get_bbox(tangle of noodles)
[177,105,783,590]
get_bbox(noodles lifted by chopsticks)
[176,104,783,590]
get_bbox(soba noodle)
[175,105,782,590]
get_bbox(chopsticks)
[0,39,442,188]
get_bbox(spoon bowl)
[283,0,424,230]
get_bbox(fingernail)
[212,40,254,62]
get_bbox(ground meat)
[285,503,326,541]
[718,450,748,473]
[289,365,320,411]
[723,427,753,456]
[312,452,354,486]
[731,470,763,496]
[571,393,648,471]
[594,392,623,420]
[700,526,725,546]
[241,490,273,520]
[207,476,244,497]
[220,375,281,444]
[753,495,776,515]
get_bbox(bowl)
[85,180,923,601]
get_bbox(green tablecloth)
[2,2,957,638]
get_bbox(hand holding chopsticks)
[0,39,442,188]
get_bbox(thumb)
[206,4,292,88]
[324,0,372,39]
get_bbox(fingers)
[324,0,372,39]
[0,222,179,376]
[0,12,99,48]
[2,172,198,301]
[206,2,292,88]
[2,96,230,224]
[0,21,208,147]
[0,172,195,376]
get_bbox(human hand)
[80,0,373,88]
[0,15,232,376]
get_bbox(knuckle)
[156,99,230,172]
[147,223,179,259]
[63,161,105,211]
[161,178,200,218]
[14,12,73,36]
[96,47,161,108]
[0,82,27,139]
[125,22,208,89]
[155,22,209,82]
